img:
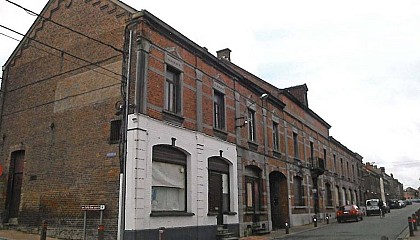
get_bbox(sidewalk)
[240,220,332,240]
[0,229,59,240]
[239,220,420,240]
[0,222,419,240]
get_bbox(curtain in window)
[152,161,185,211]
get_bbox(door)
[270,173,281,229]
[209,171,223,225]
[270,171,289,229]
[7,151,25,220]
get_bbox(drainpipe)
[118,25,133,240]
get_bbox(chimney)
[216,48,231,61]
[380,167,385,173]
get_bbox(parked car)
[388,199,400,209]
[336,205,364,223]
[366,199,381,215]
[405,199,413,205]
[398,200,406,208]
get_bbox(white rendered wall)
[125,114,239,231]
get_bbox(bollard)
[313,215,318,227]
[285,220,289,234]
[98,225,104,240]
[326,214,329,224]
[40,220,47,240]
[158,227,165,240]
[409,217,414,237]
[413,214,418,231]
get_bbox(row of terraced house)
[0,0,403,239]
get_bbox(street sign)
[81,204,105,211]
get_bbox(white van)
[366,199,380,216]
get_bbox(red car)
[336,205,364,223]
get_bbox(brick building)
[1,1,367,239]
[0,1,133,239]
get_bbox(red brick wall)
[0,0,131,237]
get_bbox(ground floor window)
[152,145,187,211]
[245,166,262,212]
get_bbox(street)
[278,204,419,240]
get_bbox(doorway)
[269,171,288,229]
[6,150,25,222]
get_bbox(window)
[325,183,333,206]
[213,90,225,130]
[273,122,279,151]
[346,162,349,178]
[310,141,314,162]
[245,166,261,211]
[248,109,256,142]
[164,67,181,114]
[152,145,187,211]
[110,119,121,143]
[294,176,304,206]
[208,157,230,213]
[293,132,299,159]
[333,154,337,173]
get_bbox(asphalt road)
[279,203,420,240]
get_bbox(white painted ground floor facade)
[124,114,239,240]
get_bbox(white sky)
[1,0,419,189]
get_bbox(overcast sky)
[1,0,419,189]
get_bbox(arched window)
[152,145,187,211]
[293,176,304,206]
[208,157,230,213]
[325,183,333,207]
[245,166,262,211]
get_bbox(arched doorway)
[269,171,288,229]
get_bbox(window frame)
[151,145,187,213]
[293,132,299,159]
[272,121,279,151]
[293,176,305,206]
[164,66,181,114]
[248,109,256,142]
[245,166,261,212]
[213,90,226,130]
[208,157,231,214]
[109,119,121,144]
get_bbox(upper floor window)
[333,154,337,172]
[248,109,256,142]
[293,132,299,159]
[310,141,314,160]
[213,90,225,130]
[164,66,181,114]
[273,122,279,151]
[152,145,187,212]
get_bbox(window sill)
[213,128,228,140]
[207,211,237,216]
[273,150,281,159]
[248,141,259,151]
[150,211,195,217]
[294,206,307,209]
[162,110,184,126]
[244,211,267,215]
